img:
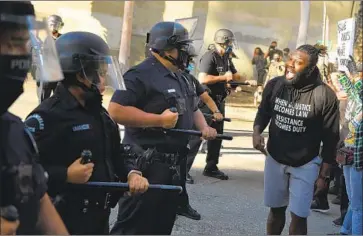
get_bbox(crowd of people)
[251,20,362,234]
[1,0,362,235]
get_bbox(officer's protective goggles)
[0,13,64,82]
[78,55,126,91]
[48,20,64,32]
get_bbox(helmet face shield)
[78,55,126,91]
[0,14,63,82]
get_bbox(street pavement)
[11,81,341,235]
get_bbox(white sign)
[337,18,355,71]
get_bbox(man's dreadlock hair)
[296,44,325,67]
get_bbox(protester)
[337,62,362,235]
[252,47,267,86]
[253,44,339,235]
[264,52,285,87]
[282,48,290,62]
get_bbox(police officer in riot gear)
[0,1,68,234]
[24,31,149,234]
[198,28,248,180]
[47,14,64,39]
[108,21,217,234]
[33,15,64,103]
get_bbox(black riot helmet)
[147,21,193,70]
[214,29,239,54]
[0,1,62,115]
[55,31,125,91]
[47,14,64,34]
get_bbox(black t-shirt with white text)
[254,76,340,167]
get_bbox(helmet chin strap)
[156,49,187,70]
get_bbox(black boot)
[177,204,201,220]
[203,167,229,180]
[186,173,194,184]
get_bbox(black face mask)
[0,55,31,116]
[83,84,103,112]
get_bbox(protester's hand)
[224,71,233,82]
[67,158,94,184]
[252,132,265,152]
[0,217,19,235]
[213,112,224,121]
[127,172,149,195]
[160,109,178,129]
[201,126,217,140]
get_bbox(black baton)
[168,107,233,140]
[166,128,233,140]
[71,182,183,193]
[202,113,231,122]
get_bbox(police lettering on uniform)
[0,1,68,234]
[198,29,248,180]
[24,31,149,234]
[108,21,218,234]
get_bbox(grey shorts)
[264,155,322,218]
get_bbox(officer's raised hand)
[67,158,94,184]
[160,109,178,129]
[127,172,149,195]
[0,217,19,235]
[201,126,217,140]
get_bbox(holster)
[133,146,188,185]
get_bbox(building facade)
[32,1,359,80]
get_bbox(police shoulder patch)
[25,113,45,133]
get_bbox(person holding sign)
[252,44,340,235]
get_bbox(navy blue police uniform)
[110,55,198,235]
[24,84,135,234]
[199,49,237,171]
[1,112,48,234]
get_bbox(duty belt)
[54,192,113,213]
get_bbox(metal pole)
[118,1,134,71]
[322,1,327,45]
[296,0,311,48]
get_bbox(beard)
[284,65,319,89]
